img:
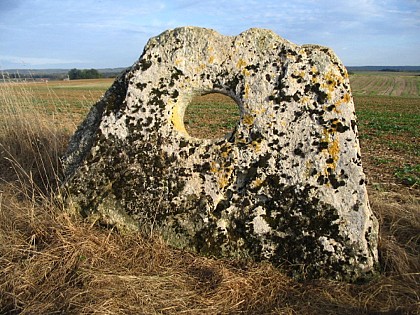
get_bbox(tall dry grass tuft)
[0,76,71,198]
[0,77,419,314]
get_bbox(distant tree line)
[4,72,67,80]
[68,68,102,80]
[380,68,400,72]
[2,68,124,81]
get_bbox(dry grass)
[0,80,71,198]
[0,78,419,314]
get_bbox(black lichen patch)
[328,118,350,133]
[328,173,346,189]
[317,141,329,152]
[171,67,184,80]
[261,184,355,280]
[136,82,148,91]
[294,148,305,158]
[245,63,260,72]
[226,74,242,92]
[139,59,153,71]
[187,181,369,281]
[326,104,336,112]
[310,83,329,104]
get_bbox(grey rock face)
[62,27,378,281]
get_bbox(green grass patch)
[372,157,395,165]
[386,141,420,156]
[357,110,419,137]
[394,164,420,186]
[185,93,240,139]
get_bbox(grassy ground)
[0,73,419,314]
[355,95,419,187]
[185,93,239,139]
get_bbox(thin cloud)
[1,0,419,68]
[0,55,86,67]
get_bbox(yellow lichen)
[300,96,310,105]
[332,93,351,113]
[208,55,215,63]
[321,128,340,173]
[220,145,232,159]
[244,83,250,98]
[243,114,254,126]
[236,58,247,68]
[252,177,264,188]
[221,150,229,158]
[218,173,230,189]
[343,93,351,103]
[250,107,264,116]
[321,136,340,187]
[170,101,188,136]
[336,93,351,106]
[328,138,340,167]
[310,66,321,84]
[210,161,218,173]
[195,64,205,72]
[210,162,234,189]
[252,140,261,152]
[323,70,343,94]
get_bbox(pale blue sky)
[0,0,419,69]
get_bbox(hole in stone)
[184,93,240,139]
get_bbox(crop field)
[0,72,419,314]
[1,78,110,115]
[350,72,419,187]
[350,71,419,97]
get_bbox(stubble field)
[0,71,419,314]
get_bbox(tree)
[67,68,102,80]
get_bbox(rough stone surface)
[62,27,379,281]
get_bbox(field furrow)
[363,76,380,94]
[390,76,405,96]
[349,72,420,97]
[375,76,390,95]
[406,76,419,96]
[349,75,370,94]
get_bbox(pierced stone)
[62,27,378,281]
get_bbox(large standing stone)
[62,27,378,281]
